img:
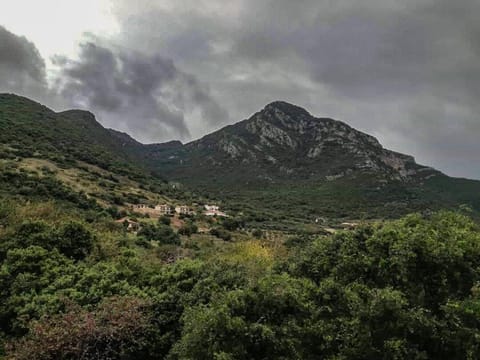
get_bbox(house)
[204,204,227,217]
[175,205,192,215]
[132,203,173,217]
[115,217,140,232]
[340,222,359,229]
[132,204,149,210]
[155,204,172,215]
[204,205,219,212]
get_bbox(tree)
[210,228,232,241]
[159,215,171,226]
[178,222,198,237]
[0,246,78,335]
[138,224,180,245]
[173,274,317,359]
[2,220,94,261]
[55,221,94,260]
[222,218,242,231]
[288,211,480,358]
[6,297,156,360]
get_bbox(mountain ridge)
[2,93,480,221]
[148,100,439,186]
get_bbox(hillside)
[0,94,145,176]
[142,101,480,222]
[0,94,197,212]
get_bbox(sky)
[0,0,479,179]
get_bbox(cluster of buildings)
[131,204,192,216]
[117,203,228,233]
[204,205,227,217]
[131,203,227,217]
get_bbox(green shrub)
[138,224,180,245]
[178,222,198,237]
[210,228,232,241]
[6,297,156,360]
[159,216,171,226]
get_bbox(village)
[114,198,362,244]
[115,202,228,232]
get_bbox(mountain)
[0,93,193,210]
[149,101,438,184]
[142,101,480,222]
[3,97,480,360]
[2,93,480,224]
[0,93,153,176]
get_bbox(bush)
[55,221,95,260]
[252,229,263,238]
[0,200,15,227]
[137,224,180,245]
[135,237,153,249]
[159,216,171,226]
[210,228,232,241]
[7,297,155,360]
[178,222,198,237]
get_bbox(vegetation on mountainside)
[0,94,135,175]
[205,175,480,227]
[3,93,480,226]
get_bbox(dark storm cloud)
[54,40,228,142]
[0,25,227,143]
[2,0,480,177]
[220,0,480,102]
[0,25,48,97]
[109,0,480,178]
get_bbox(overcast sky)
[1,0,479,179]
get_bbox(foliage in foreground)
[1,206,480,359]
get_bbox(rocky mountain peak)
[174,101,437,183]
[263,101,312,118]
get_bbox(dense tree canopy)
[1,209,480,359]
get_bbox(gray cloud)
[0,25,227,143]
[108,0,480,178]
[1,0,480,178]
[0,25,48,98]
[54,39,228,142]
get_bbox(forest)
[1,196,480,359]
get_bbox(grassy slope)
[0,94,199,213]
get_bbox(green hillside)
[0,94,199,208]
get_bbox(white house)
[204,204,227,217]
[175,205,193,215]
[204,205,219,212]
[155,204,172,215]
[132,204,149,210]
